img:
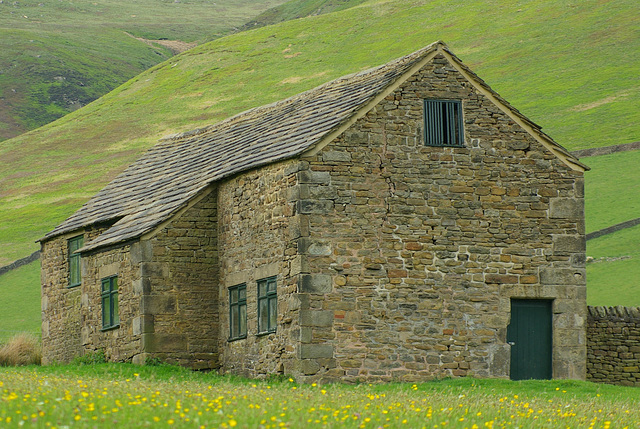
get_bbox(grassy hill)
[1,0,639,332]
[0,0,289,141]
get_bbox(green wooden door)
[507,299,553,380]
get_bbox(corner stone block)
[130,240,153,264]
[300,344,334,359]
[297,170,331,185]
[539,267,586,286]
[300,310,334,327]
[133,277,152,295]
[297,199,334,214]
[299,274,332,293]
[141,295,176,315]
[553,235,586,254]
[142,333,187,353]
[133,315,155,335]
[301,359,321,375]
[550,198,584,219]
[322,151,352,163]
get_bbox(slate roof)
[41,41,586,252]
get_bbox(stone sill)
[228,335,247,343]
[101,324,120,332]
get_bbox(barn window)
[257,276,277,335]
[101,276,119,330]
[424,99,464,147]
[229,283,247,340]
[68,235,84,288]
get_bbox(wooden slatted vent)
[423,99,464,147]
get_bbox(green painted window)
[424,99,464,147]
[68,235,83,287]
[257,276,277,334]
[101,276,119,330]
[229,283,247,340]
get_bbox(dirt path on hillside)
[124,32,197,54]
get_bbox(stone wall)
[296,54,586,382]
[139,187,220,368]
[81,241,141,362]
[587,306,640,386]
[217,159,302,378]
[41,234,82,364]
[41,223,113,363]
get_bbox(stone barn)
[40,41,588,382]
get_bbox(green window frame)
[68,235,84,288]
[101,276,119,330]
[424,99,464,147]
[257,276,277,335]
[229,283,247,341]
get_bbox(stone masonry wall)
[41,234,82,364]
[587,306,640,386]
[138,188,220,369]
[41,224,111,363]
[296,54,586,382]
[81,241,142,362]
[217,159,302,378]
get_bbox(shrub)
[0,333,42,366]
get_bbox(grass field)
[586,224,640,307]
[0,262,42,344]
[0,364,639,428]
[583,150,640,233]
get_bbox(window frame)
[101,276,120,331]
[423,99,464,147]
[67,235,84,288]
[228,283,247,341]
[257,276,277,335]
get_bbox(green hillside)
[0,0,288,141]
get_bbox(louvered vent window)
[424,100,464,147]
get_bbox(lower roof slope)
[41,41,585,252]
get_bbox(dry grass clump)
[0,333,41,366]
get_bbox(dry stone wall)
[296,54,586,382]
[587,306,640,386]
